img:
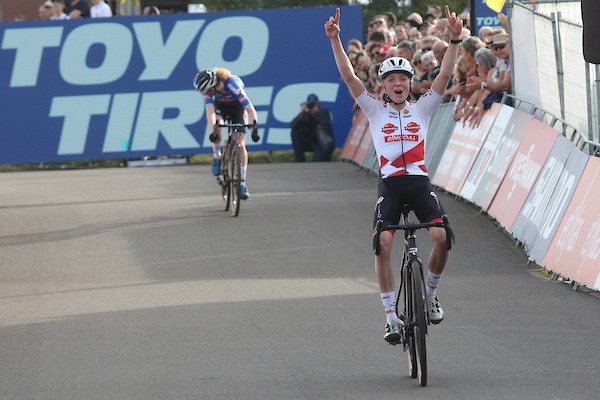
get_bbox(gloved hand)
[251,121,260,143]
[209,131,219,143]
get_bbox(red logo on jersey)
[381,123,398,135]
[405,121,420,134]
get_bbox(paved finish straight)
[0,162,598,399]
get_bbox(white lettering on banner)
[556,203,584,253]
[134,20,204,81]
[195,16,268,75]
[1,27,63,87]
[476,17,500,26]
[50,91,201,154]
[48,82,341,154]
[522,157,564,226]
[581,218,600,261]
[131,91,201,151]
[60,23,133,85]
[540,173,574,239]
[103,93,139,152]
[50,95,111,155]
[486,136,519,179]
[506,145,542,200]
[1,17,266,87]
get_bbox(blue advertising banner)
[0,6,362,164]
[473,0,506,36]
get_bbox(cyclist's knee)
[430,227,448,251]
[378,231,394,256]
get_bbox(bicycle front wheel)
[230,144,242,217]
[402,263,418,379]
[411,259,428,386]
[221,149,230,211]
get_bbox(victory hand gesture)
[324,7,340,39]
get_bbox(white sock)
[426,271,443,297]
[212,143,220,159]
[380,291,400,324]
[241,165,247,181]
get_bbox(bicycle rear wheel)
[411,259,428,386]
[230,144,242,217]
[221,149,230,211]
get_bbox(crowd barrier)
[340,102,600,292]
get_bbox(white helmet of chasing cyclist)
[378,57,414,80]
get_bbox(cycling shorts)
[216,101,247,133]
[373,175,446,230]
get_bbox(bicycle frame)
[373,206,454,387]
[215,122,253,217]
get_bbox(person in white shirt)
[90,0,112,18]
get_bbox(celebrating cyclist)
[325,6,461,344]
[194,68,259,199]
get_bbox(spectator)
[38,1,54,20]
[427,4,443,19]
[408,26,422,41]
[290,94,335,162]
[406,12,423,29]
[143,5,160,15]
[64,0,90,18]
[394,23,408,42]
[458,48,502,126]
[90,0,112,17]
[445,54,476,103]
[382,11,398,43]
[396,41,415,61]
[420,35,439,52]
[488,32,512,94]
[51,0,69,20]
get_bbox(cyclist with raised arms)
[325,6,462,344]
[194,68,259,199]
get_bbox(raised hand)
[444,5,463,38]
[324,7,340,39]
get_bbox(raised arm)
[325,8,365,99]
[431,5,463,96]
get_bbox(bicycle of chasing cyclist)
[373,205,454,387]
[214,121,255,217]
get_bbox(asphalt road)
[1,162,598,399]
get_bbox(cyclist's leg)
[211,113,225,176]
[374,178,405,341]
[225,104,250,197]
[412,177,449,322]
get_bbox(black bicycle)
[373,205,454,387]
[215,122,254,217]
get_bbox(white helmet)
[193,69,218,92]
[378,57,414,80]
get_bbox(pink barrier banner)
[431,103,500,194]
[352,121,374,167]
[460,105,515,202]
[470,109,533,210]
[542,156,600,290]
[487,119,559,228]
[340,110,369,161]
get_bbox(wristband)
[481,81,488,90]
[450,39,462,44]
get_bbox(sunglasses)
[493,43,507,51]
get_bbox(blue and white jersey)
[203,75,252,108]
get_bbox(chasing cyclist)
[194,68,259,199]
[325,6,462,344]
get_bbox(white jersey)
[355,89,442,179]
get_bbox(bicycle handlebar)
[373,214,455,256]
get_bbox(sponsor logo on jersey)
[388,111,398,118]
[405,121,420,134]
[381,123,398,134]
[384,134,419,142]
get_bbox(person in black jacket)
[290,94,335,162]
